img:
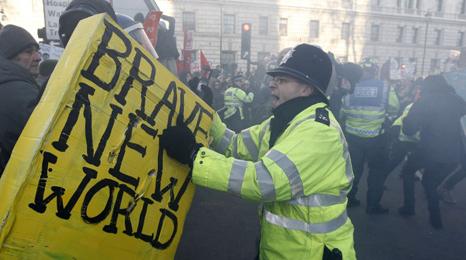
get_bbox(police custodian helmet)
[59,0,117,47]
[267,44,333,96]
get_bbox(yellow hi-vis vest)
[223,86,254,120]
[341,79,400,138]
[392,103,420,142]
[192,103,356,260]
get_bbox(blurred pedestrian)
[222,75,254,132]
[155,15,179,75]
[0,25,41,175]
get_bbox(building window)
[182,12,196,31]
[342,0,353,9]
[279,18,288,36]
[183,12,196,31]
[223,14,235,34]
[412,27,419,44]
[430,58,440,73]
[434,29,442,45]
[221,51,236,65]
[259,16,268,35]
[257,52,270,62]
[407,0,415,9]
[371,24,380,41]
[461,0,466,14]
[397,0,402,8]
[396,26,404,43]
[416,0,422,9]
[341,22,350,40]
[309,20,319,38]
[437,0,443,12]
[458,31,465,47]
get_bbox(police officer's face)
[12,46,41,77]
[269,75,312,109]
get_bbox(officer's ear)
[301,84,313,96]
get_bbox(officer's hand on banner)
[160,123,202,167]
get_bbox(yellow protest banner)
[0,14,213,259]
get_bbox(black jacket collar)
[269,95,327,147]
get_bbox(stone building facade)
[157,0,466,76]
[0,0,44,40]
[1,0,466,76]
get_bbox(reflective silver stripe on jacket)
[265,150,304,198]
[344,112,385,121]
[264,209,348,234]
[330,118,354,194]
[241,129,259,161]
[255,160,276,201]
[341,104,386,112]
[214,128,236,154]
[228,159,248,194]
[288,115,315,133]
[345,125,381,137]
[287,113,354,194]
[257,121,270,153]
[289,191,347,207]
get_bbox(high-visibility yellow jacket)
[341,79,400,138]
[392,103,420,143]
[223,86,254,120]
[192,103,356,260]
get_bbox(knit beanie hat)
[0,25,39,59]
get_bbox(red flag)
[200,50,210,78]
[200,50,210,70]
[143,11,163,46]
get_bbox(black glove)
[160,124,202,166]
[322,246,342,260]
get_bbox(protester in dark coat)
[0,25,41,175]
[329,62,363,120]
[404,75,466,164]
[155,15,179,74]
[403,74,466,228]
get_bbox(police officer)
[222,75,254,132]
[160,44,356,259]
[341,59,400,213]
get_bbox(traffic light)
[241,23,251,60]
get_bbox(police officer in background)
[160,44,356,259]
[222,75,254,132]
[341,59,400,213]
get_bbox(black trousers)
[444,164,466,191]
[401,153,457,224]
[400,151,423,210]
[346,133,389,209]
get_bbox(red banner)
[143,11,163,46]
